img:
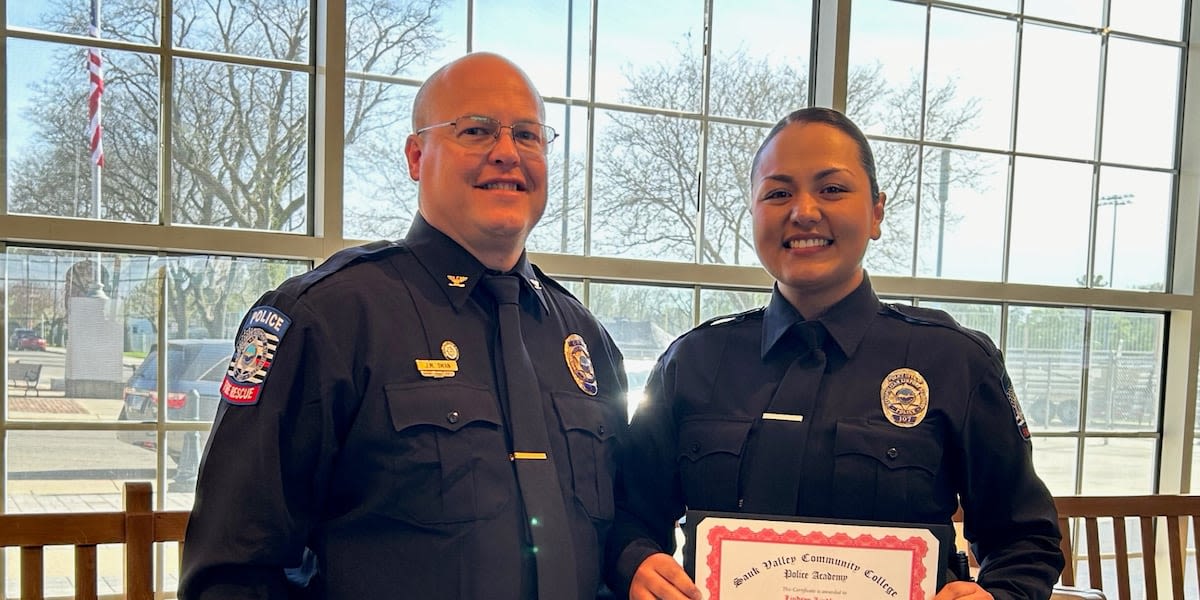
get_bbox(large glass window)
[4,0,1197,595]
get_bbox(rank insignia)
[528,278,542,290]
[563,333,598,396]
[221,305,292,406]
[880,367,929,428]
[441,340,460,361]
[447,275,468,288]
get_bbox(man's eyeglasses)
[415,115,559,152]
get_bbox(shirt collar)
[760,273,881,360]
[403,214,550,313]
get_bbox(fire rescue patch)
[880,367,929,428]
[221,306,292,405]
[564,334,598,396]
[1005,378,1031,440]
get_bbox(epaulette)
[882,303,996,354]
[696,306,765,329]
[283,240,409,297]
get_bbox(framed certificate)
[684,511,955,600]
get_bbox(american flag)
[87,24,104,168]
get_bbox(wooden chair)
[0,482,189,600]
[1054,495,1200,600]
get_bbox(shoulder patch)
[221,306,292,405]
[882,303,996,354]
[1003,373,1032,440]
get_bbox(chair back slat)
[1111,516,1130,598]
[1166,515,1185,597]
[1084,516,1103,590]
[21,546,45,599]
[76,544,99,600]
[1139,516,1156,600]
[1059,515,1077,585]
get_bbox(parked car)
[8,328,47,351]
[116,339,231,461]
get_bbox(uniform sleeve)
[179,295,352,600]
[960,361,1065,600]
[603,356,686,599]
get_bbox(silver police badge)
[880,367,929,428]
[563,334,598,396]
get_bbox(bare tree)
[10,0,444,335]
[585,46,985,275]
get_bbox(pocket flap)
[552,391,617,441]
[678,418,753,462]
[834,419,940,475]
[384,381,502,433]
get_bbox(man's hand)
[934,581,994,599]
[629,553,703,600]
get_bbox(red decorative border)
[703,525,930,600]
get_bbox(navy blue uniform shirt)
[180,215,627,599]
[606,274,1063,600]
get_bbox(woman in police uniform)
[604,107,1063,600]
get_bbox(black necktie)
[481,274,580,600]
[740,321,828,514]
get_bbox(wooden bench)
[7,361,42,397]
[0,482,189,599]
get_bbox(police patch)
[563,334,598,396]
[1005,378,1031,440]
[221,306,292,405]
[880,368,929,428]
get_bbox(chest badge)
[880,367,929,428]
[416,341,460,379]
[447,274,468,288]
[440,340,460,361]
[563,334,598,396]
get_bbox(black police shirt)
[606,274,1064,600]
[181,215,628,600]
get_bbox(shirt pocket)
[676,418,754,510]
[831,419,942,520]
[383,381,511,525]
[552,391,620,521]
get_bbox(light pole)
[1098,193,1134,287]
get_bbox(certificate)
[685,511,954,600]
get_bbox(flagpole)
[89,0,106,297]
[90,0,103,220]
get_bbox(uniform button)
[598,425,606,434]
[886,447,899,459]
[690,442,701,453]
[447,411,460,424]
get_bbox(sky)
[4,0,1187,291]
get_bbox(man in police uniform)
[180,52,628,599]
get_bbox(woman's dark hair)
[750,107,880,201]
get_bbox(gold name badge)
[415,359,458,378]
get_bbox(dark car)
[8,328,47,351]
[116,339,231,460]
